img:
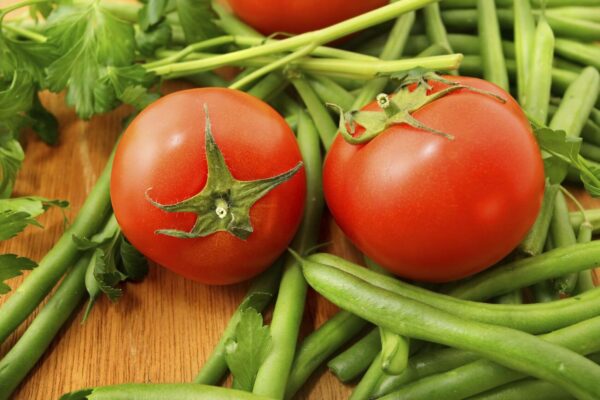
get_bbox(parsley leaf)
[28,94,59,145]
[138,0,170,30]
[533,125,600,196]
[0,72,35,138]
[0,254,36,294]
[0,196,68,240]
[45,2,156,119]
[224,308,271,391]
[0,138,24,198]
[136,20,172,57]
[119,237,148,282]
[175,0,221,44]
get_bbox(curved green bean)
[328,328,380,383]
[309,252,600,333]
[300,258,600,399]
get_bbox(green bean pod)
[523,16,555,124]
[551,192,579,296]
[519,182,560,257]
[378,315,600,399]
[513,0,536,103]
[308,75,355,110]
[252,111,323,399]
[447,240,600,300]
[350,352,384,400]
[300,258,600,400]
[477,0,510,90]
[380,328,410,375]
[575,222,597,294]
[554,38,600,70]
[309,252,600,333]
[284,311,367,399]
[424,3,453,53]
[328,328,381,383]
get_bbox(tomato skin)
[323,77,545,282]
[224,0,388,35]
[111,88,306,285]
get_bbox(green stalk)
[284,311,367,398]
[328,328,381,383]
[212,3,262,38]
[424,3,454,54]
[147,0,441,77]
[352,12,415,109]
[442,0,600,7]
[0,149,114,344]
[523,16,555,124]
[477,0,510,90]
[194,262,282,385]
[513,0,536,103]
[0,255,91,399]
[247,73,288,103]
[252,111,323,399]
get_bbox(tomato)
[224,0,388,35]
[323,76,545,282]
[111,88,306,285]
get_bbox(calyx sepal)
[329,68,506,145]
[146,104,303,240]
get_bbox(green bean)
[380,328,410,375]
[546,7,600,23]
[551,192,579,295]
[350,352,384,400]
[0,255,91,399]
[60,384,275,400]
[582,120,600,146]
[550,67,600,138]
[308,75,355,110]
[300,258,600,400]
[0,148,114,345]
[352,12,415,109]
[289,76,338,150]
[441,0,600,8]
[581,142,600,163]
[213,3,263,38]
[494,290,522,304]
[571,208,600,231]
[194,262,282,385]
[328,328,381,383]
[373,348,481,398]
[416,43,451,57]
[284,311,367,399]
[575,222,597,294]
[519,183,560,257]
[441,9,600,41]
[378,314,600,399]
[554,57,584,73]
[247,73,289,103]
[477,0,510,90]
[554,38,600,71]
[447,241,600,300]
[309,252,600,333]
[184,72,229,88]
[513,0,536,103]
[424,3,453,53]
[523,16,554,124]
[252,111,323,399]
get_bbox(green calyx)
[146,104,303,241]
[329,69,506,145]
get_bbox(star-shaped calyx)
[145,104,303,240]
[328,68,506,145]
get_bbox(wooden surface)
[0,85,364,399]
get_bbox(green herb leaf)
[136,20,172,57]
[119,237,148,282]
[175,0,221,44]
[0,211,41,241]
[58,389,92,400]
[0,254,36,294]
[28,94,59,145]
[0,72,35,138]
[138,0,170,30]
[0,138,24,198]
[45,2,149,119]
[91,244,127,302]
[0,196,68,217]
[224,308,271,391]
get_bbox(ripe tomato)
[224,0,388,35]
[323,76,545,282]
[111,88,306,285]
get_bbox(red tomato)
[224,0,388,35]
[111,88,306,285]
[323,76,545,282]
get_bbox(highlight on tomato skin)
[110,88,306,285]
[224,0,389,35]
[323,76,546,283]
